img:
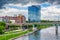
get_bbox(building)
[9,14,26,24]
[4,16,10,23]
[28,5,41,22]
[0,14,26,24]
[0,16,5,22]
[15,14,26,24]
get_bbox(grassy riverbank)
[0,30,32,40]
[37,24,53,29]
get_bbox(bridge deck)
[6,22,60,26]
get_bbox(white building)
[0,17,5,22]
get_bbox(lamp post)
[52,1,59,36]
[55,16,58,36]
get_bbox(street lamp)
[55,16,59,36]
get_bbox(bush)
[9,25,20,28]
[8,25,20,30]
[28,25,33,30]
[0,22,6,26]
[0,26,5,34]
[0,22,6,34]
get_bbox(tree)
[0,22,6,26]
[0,26,5,34]
[9,25,20,30]
[0,22,6,34]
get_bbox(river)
[15,26,60,40]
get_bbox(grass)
[0,30,32,40]
[37,24,53,29]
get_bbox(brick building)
[0,14,26,24]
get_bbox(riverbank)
[37,24,53,29]
[0,30,32,40]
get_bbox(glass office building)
[28,5,41,22]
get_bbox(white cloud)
[3,3,24,7]
[3,2,40,7]
[0,6,28,20]
[41,5,60,21]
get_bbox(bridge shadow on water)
[28,30,41,40]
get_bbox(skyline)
[0,0,60,21]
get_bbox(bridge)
[6,22,60,25]
[24,22,60,25]
[6,22,60,36]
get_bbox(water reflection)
[29,30,40,40]
[18,35,29,40]
[15,30,41,40]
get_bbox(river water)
[15,26,60,40]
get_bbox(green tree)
[0,22,6,34]
[0,26,5,34]
[28,25,33,30]
[9,25,20,30]
[0,22,6,26]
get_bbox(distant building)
[28,5,41,22]
[0,17,5,22]
[15,14,26,24]
[0,14,26,24]
[4,16,10,23]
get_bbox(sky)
[0,0,60,21]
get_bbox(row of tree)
[0,22,21,34]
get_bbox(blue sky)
[7,6,28,10]
[41,3,52,8]
[56,6,60,8]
